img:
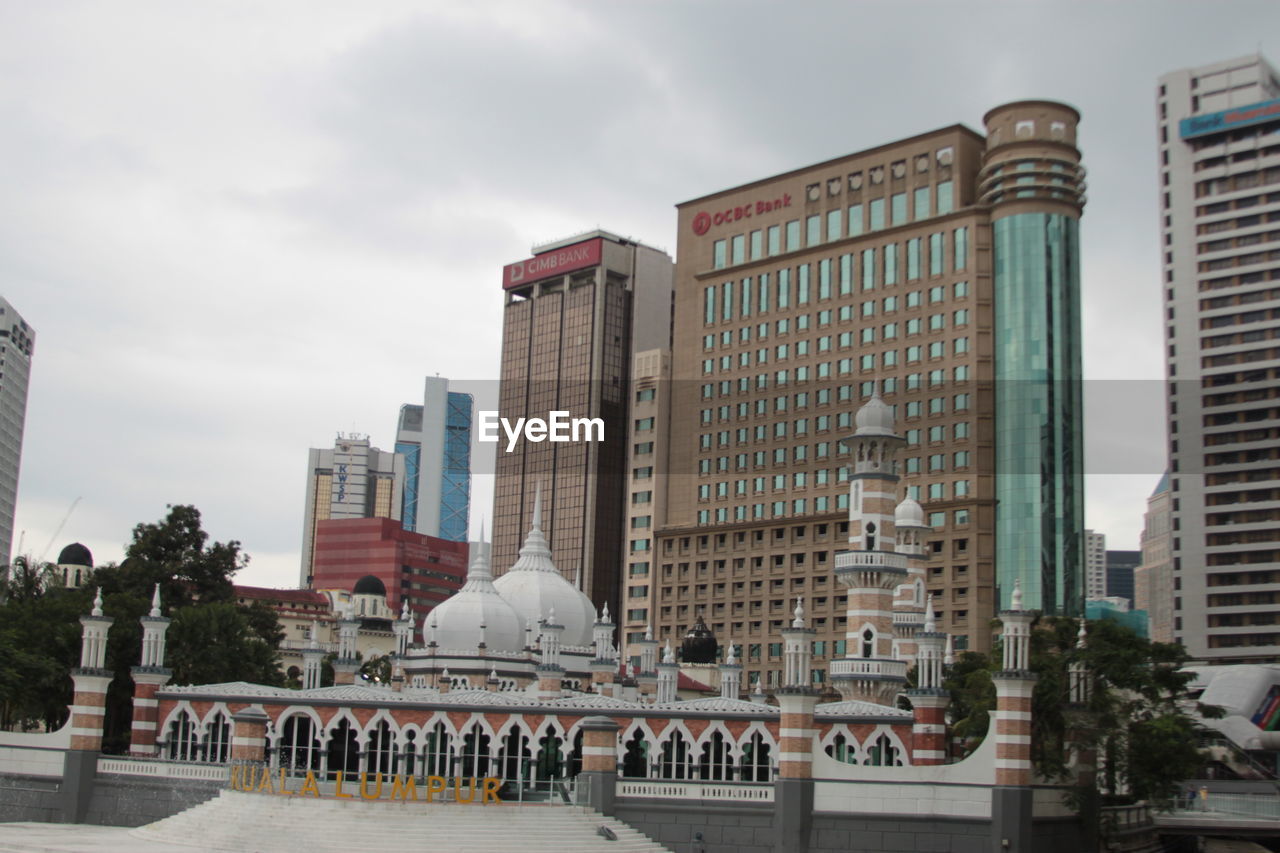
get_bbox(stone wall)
[613,801,775,853]
[0,773,62,823]
[84,773,223,826]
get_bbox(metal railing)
[1170,792,1280,820]
[616,780,774,802]
[98,757,226,781]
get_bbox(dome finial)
[645,623,653,641]
[532,481,543,532]
[1076,618,1087,649]
[1011,579,1024,611]
[792,596,805,628]
[92,587,103,617]
[602,602,610,623]
[924,594,936,632]
[725,642,737,665]
[149,583,162,618]
[663,640,675,664]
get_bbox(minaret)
[130,584,172,756]
[775,598,823,853]
[635,623,658,699]
[780,597,815,690]
[831,389,910,707]
[992,581,1038,846]
[655,641,678,704]
[906,595,949,766]
[536,608,565,700]
[590,604,618,696]
[393,599,413,657]
[332,600,361,685]
[719,642,742,700]
[891,497,931,665]
[70,589,113,754]
[302,619,324,690]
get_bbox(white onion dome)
[426,536,524,653]
[854,389,897,437]
[492,487,597,647]
[895,497,925,528]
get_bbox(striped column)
[579,716,620,815]
[907,690,949,765]
[230,707,270,763]
[537,665,564,700]
[993,673,1036,786]
[129,671,171,757]
[776,689,819,780]
[68,671,113,752]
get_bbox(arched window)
[400,730,417,777]
[621,730,649,778]
[366,720,395,774]
[866,733,902,767]
[422,721,451,777]
[326,719,359,780]
[279,715,321,775]
[865,521,876,551]
[824,732,856,764]
[739,732,771,782]
[205,711,231,764]
[459,724,491,778]
[534,727,564,782]
[499,728,530,782]
[698,731,731,781]
[862,628,875,659]
[659,731,689,780]
[165,710,200,762]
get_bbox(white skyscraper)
[1158,54,1280,662]
[1084,530,1107,601]
[0,298,34,566]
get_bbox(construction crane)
[36,497,82,565]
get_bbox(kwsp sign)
[229,766,503,804]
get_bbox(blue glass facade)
[992,212,1084,615]
[395,441,421,533]
[439,392,472,542]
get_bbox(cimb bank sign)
[478,411,604,452]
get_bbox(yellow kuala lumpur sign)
[229,766,503,804]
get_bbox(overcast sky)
[5,2,1278,588]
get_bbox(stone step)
[130,790,673,852]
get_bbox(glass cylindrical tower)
[981,101,1087,615]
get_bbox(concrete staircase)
[130,789,673,852]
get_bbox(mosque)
[1,393,1089,852]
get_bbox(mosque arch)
[738,730,772,782]
[162,707,201,762]
[862,725,906,767]
[621,727,650,778]
[325,718,360,780]
[277,713,323,775]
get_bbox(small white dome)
[854,391,896,436]
[491,485,597,647]
[895,497,925,527]
[427,541,524,653]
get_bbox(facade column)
[655,642,678,704]
[906,595,949,765]
[774,688,819,853]
[64,589,113,823]
[579,716,619,815]
[991,582,1036,853]
[231,707,270,763]
[130,584,171,757]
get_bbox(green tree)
[944,615,1218,809]
[165,604,284,687]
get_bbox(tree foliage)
[945,615,1218,808]
[0,505,284,747]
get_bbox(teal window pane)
[891,193,907,226]
[930,233,944,276]
[713,240,726,269]
[819,259,832,300]
[768,225,781,256]
[839,254,852,296]
[759,273,770,313]
[731,234,745,265]
[914,186,930,220]
[750,230,763,260]
[786,220,801,251]
[778,269,790,308]
[798,264,810,304]
[862,249,876,290]
[807,215,821,246]
[937,181,954,214]
[954,227,969,271]
[848,204,863,237]
[906,238,921,281]
[827,209,842,242]
[704,286,715,324]
[885,243,899,285]
[869,199,885,231]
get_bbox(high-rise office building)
[0,298,33,566]
[1135,473,1174,643]
[652,101,1085,676]
[395,377,472,542]
[1085,529,1107,600]
[622,348,671,652]
[1158,54,1280,662]
[492,231,674,613]
[1106,549,1140,608]
[299,434,404,587]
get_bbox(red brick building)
[310,518,468,619]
